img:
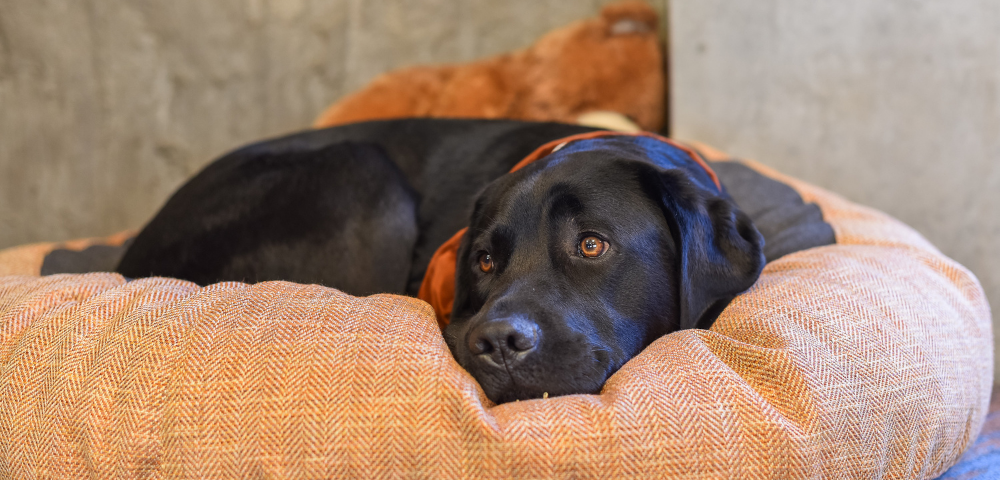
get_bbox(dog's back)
[117,119,596,295]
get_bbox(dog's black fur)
[117,119,765,403]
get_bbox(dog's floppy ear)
[648,167,765,330]
[449,192,495,326]
[450,230,478,323]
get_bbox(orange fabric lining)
[417,131,720,328]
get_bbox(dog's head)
[442,136,765,404]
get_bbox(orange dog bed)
[0,148,991,478]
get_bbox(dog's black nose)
[467,317,540,365]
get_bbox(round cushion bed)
[0,145,991,479]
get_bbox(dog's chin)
[484,379,605,405]
[454,353,613,404]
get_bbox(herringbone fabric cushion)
[0,158,991,479]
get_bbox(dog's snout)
[467,317,540,363]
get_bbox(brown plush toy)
[313,1,664,132]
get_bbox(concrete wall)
[671,1,1000,378]
[0,0,665,249]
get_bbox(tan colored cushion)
[0,158,991,478]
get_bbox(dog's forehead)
[474,153,658,234]
[545,136,720,195]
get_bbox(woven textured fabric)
[0,159,991,479]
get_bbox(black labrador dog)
[117,119,766,404]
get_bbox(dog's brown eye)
[579,236,607,258]
[478,252,494,273]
